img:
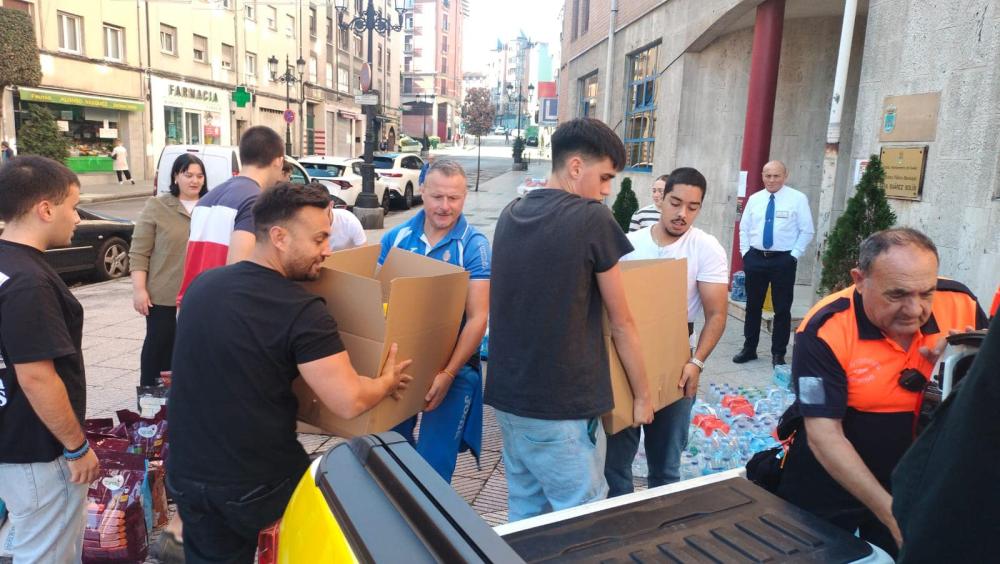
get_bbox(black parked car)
[0,208,134,281]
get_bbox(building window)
[193,34,208,62]
[286,14,295,37]
[326,62,334,88]
[579,72,598,117]
[337,67,349,92]
[624,44,659,171]
[404,56,411,71]
[405,14,413,30]
[58,12,83,54]
[581,0,590,34]
[377,45,382,71]
[339,27,349,50]
[354,0,363,13]
[103,24,124,62]
[571,0,579,40]
[245,2,255,20]
[326,16,334,43]
[353,35,362,57]
[221,43,234,69]
[267,5,277,30]
[403,77,412,93]
[160,24,177,55]
[309,5,317,37]
[442,36,448,53]
[443,14,449,31]
[404,37,413,53]
[246,51,257,76]
[386,49,391,72]
[441,79,447,96]
[441,57,447,72]
[309,56,318,83]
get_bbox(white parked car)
[298,156,397,211]
[371,153,424,210]
[154,144,312,194]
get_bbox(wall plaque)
[879,92,940,142]
[880,146,928,200]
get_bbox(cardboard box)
[603,258,691,435]
[293,245,469,437]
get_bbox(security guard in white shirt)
[734,160,814,366]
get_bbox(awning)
[18,87,145,113]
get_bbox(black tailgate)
[502,478,874,563]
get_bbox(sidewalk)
[74,164,781,530]
[79,179,152,204]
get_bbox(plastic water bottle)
[731,271,747,302]
[773,364,792,390]
[479,332,489,361]
[632,431,648,478]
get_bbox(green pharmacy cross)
[232,86,252,108]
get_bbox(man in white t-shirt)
[329,205,367,251]
[604,166,730,496]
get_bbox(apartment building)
[400,0,466,141]
[0,0,402,181]
[558,0,1000,302]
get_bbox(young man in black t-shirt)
[0,156,99,561]
[485,118,654,521]
[167,182,412,562]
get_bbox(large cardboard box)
[293,245,469,437]
[603,258,690,435]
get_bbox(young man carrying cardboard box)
[167,183,412,562]
[604,167,729,496]
[379,160,491,483]
[485,118,653,522]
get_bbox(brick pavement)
[74,161,784,533]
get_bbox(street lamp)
[335,0,406,228]
[403,93,436,155]
[505,82,534,139]
[267,54,306,156]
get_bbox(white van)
[153,145,313,196]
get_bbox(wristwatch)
[687,357,705,370]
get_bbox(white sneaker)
[119,181,124,185]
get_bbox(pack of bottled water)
[630,380,797,481]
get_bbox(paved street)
[75,156,781,532]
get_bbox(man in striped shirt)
[628,175,666,232]
[177,127,286,304]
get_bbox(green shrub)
[429,135,440,149]
[612,177,639,232]
[819,155,897,293]
[18,105,69,162]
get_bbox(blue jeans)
[494,410,609,522]
[392,365,481,483]
[604,396,696,497]
[0,458,88,563]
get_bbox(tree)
[612,177,639,232]
[18,104,69,162]
[0,8,42,142]
[819,154,897,293]
[461,87,496,191]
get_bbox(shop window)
[286,14,295,37]
[103,24,124,62]
[578,72,598,118]
[624,44,659,171]
[221,44,234,70]
[193,34,208,63]
[245,2,255,20]
[57,12,83,54]
[160,24,177,56]
[267,5,277,30]
[246,51,257,77]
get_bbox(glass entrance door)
[184,111,202,144]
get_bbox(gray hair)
[427,159,467,182]
[858,227,938,273]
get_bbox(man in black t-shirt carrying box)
[485,118,654,522]
[0,156,99,562]
[167,183,413,563]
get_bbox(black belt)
[752,248,791,257]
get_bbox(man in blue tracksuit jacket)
[379,159,491,482]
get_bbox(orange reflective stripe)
[991,285,999,317]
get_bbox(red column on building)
[730,0,786,279]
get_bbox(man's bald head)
[762,160,788,192]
